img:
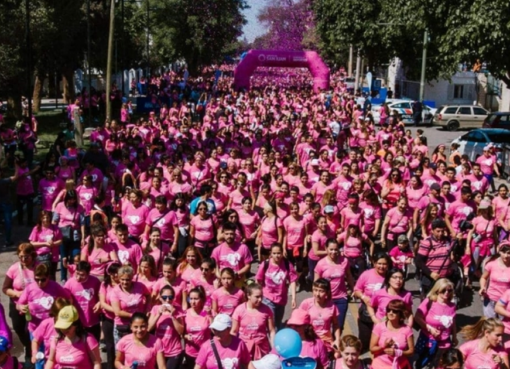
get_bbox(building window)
[454,85,464,99]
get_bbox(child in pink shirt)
[211,268,245,317]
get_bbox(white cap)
[209,313,232,331]
[310,159,320,166]
[252,354,281,369]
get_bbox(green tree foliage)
[147,0,248,73]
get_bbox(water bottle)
[36,352,44,362]
[131,361,138,369]
[73,229,79,242]
[25,307,32,322]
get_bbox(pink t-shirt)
[5,263,35,303]
[406,186,428,210]
[232,303,273,355]
[417,298,456,348]
[51,334,98,369]
[389,247,414,270]
[184,309,211,357]
[211,242,253,274]
[211,287,245,316]
[485,259,510,302]
[29,225,62,260]
[340,207,363,230]
[385,208,412,240]
[38,178,64,211]
[476,154,497,175]
[353,269,385,298]
[471,216,495,248]
[114,240,143,271]
[493,196,510,227]
[315,257,349,299]
[372,322,413,369]
[81,244,117,277]
[498,289,510,334]
[299,298,339,351]
[123,203,150,237]
[149,304,185,357]
[146,209,177,241]
[54,203,84,229]
[116,333,163,369]
[99,282,116,320]
[283,215,307,249]
[460,338,508,369]
[445,200,477,232]
[309,228,335,261]
[370,288,413,320]
[190,216,216,246]
[196,337,251,369]
[32,317,58,356]
[359,201,381,234]
[238,210,260,239]
[152,277,187,306]
[260,216,283,248]
[18,281,70,332]
[64,276,101,327]
[255,259,298,305]
[76,185,97,215]
[337,232,368,258]
[110,282,149,325]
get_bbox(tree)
[147,0,248,73]
[254,0,316,51]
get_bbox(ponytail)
[460,317,503,341]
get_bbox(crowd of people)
[0,64,508,369]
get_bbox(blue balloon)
[274,328,302,359]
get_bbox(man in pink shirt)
[467,163,490,195]
[64,261,101,339]
[211,223,253,285]
[445,187,477,238]
[112,224,143,270]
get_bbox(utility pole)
[354,50,361,94]
[25,0,32,118]
[146,0,150,78]
[87,0,92,126]
[106,0,115,120]
[121,0,125,97]
[348,45,353,77]
[419,29,429,102]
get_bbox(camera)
[459,213,475,233]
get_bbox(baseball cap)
[209,314,232,331]
[287,309,310,326]
[430,183,441,191]
[398,234,409,244]
[54,305,79,330]
[0,336,9,352]
[324,205,335,214]
[310,159,320,166]
[252,354,281,369]
[479,200,491,210]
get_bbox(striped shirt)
[418,236,452,277]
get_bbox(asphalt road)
[0,124,495,363]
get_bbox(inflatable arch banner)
[234,50,330,93]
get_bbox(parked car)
[450,128,510,177]
[344,77,356,91]
[433,105,488,131]
[372,100,436,125]
[483,112,510,130]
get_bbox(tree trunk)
[32,72,45,113]
[7,94,22,119]
[62,69,75,104]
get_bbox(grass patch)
[33,109,66,162]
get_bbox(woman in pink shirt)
[141,228,170,272]
[257,202,283,261]
[136,255,158,294]
[190,202,217,257]
[76,174,97,225]
[188,259,218,313]
[493,184,510,241]
[369,299,414,369]
[211,268,245,317]
[81,225,118,278]
[315,239,354,331]
[334,335,367,369]
[338,224,374,278]
[381,169,406,211]
[406,175,428,211]
[352,252,392,353]
[115,313,165,369]
[183,286,212,369]
[238,197,261,252]
[367,268,413,326]
[152,259,187,308]
[177,246,202,288]
[480,243,510,318]
[311,170,333,204]
[285,309,329,369]
[381,197,413,251]
[111,265,151,345]
[2,243,36,362]
[283,202,308,263]
[255,244,297,329]
[45,305,101,369]
[29,211,62,279]
[308,216,335,283]
[459,317,508,369]
[99,262,120,369]
[414,278,457,369]
[359,190,382,240]
[148,286,185,369]
[299,278,341,352]
[122,189,150,241]
[232,283,275,360]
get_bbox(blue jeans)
[307,258,319,282]
[262,297,286,330]
[29,332,45,369]
[60,239,79,281]
[332,298,348,331]
[0,203,12,244]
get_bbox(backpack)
[260,258,290,286]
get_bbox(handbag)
[414,332,438,368]
[210,339,224,369]
[61,210,79,242]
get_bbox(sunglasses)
[440,289,454,294]
[386,308,401,314]
[161,295,174,301]
[35,278,47,283]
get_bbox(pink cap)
[287,309,310,326]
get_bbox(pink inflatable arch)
[234,50,330,93]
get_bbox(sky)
[242,0,269,42]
